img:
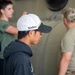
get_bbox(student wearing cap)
[3,14,52,75]
[58,8,75,75]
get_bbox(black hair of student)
[18,30,39,39]
[18,31,30,39]
[0,0,12,10]
[0,0,12,17]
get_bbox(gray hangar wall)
[11,0,75,75]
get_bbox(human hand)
[22,11,28,15]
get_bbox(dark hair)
[0,0,12,9]
[18,30,39,39]
[18,31,30,39]
[0,0,12,16]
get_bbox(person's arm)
[5,26,18,34]
[5,11,28,35]
[58,52,72,75]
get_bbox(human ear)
[28,30,34,37]
[64,18,68,25]
[0,9,4,14]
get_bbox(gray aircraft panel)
[10,0,75,75]
[31,21,67,75]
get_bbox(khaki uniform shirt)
[61,27,75,71]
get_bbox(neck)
[0,15,9,22]
[67,25,75,30]
[19,37,31,46]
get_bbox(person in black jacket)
[3,14,52,75]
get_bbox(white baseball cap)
[63,8,75,22]
[17,14,52,33]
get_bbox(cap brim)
[37,23,52,33]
